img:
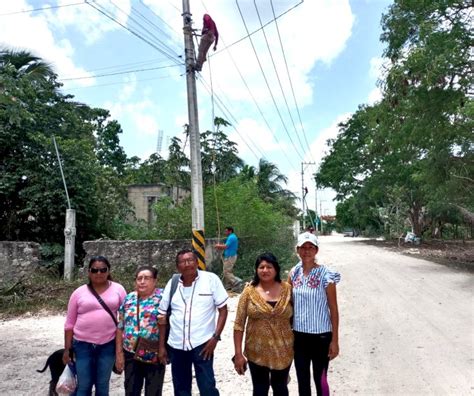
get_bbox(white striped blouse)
[289,263,341,334]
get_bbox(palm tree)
[0,48,54,79]
[255,159,291,199]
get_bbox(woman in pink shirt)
[63,256,126,396]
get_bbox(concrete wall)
[83,238,222,279]
[0,242,40,287]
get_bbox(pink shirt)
[65,282,126,345]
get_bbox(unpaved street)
[0,235,472,395]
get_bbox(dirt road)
[0,235,472,395]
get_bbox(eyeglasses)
[136,276,154,282]
[90,267,108,274]
[177,258,196,265]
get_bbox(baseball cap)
[296,232,319,248]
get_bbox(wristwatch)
[212,332,221,341]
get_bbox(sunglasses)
[90,267,108,274]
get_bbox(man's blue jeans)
[169,343,219,396]
[73,339,115,396]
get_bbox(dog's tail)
[36,359,50,373]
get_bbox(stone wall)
[0,242,40,287]
[83,238,222,279]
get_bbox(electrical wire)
[61,63,182,81]
[85,1,182,66]
[0,1,84,16]
[197,75,262,161]
[235,0,305,161]
[270,0,315,161]
[211,0,304,58]
[63,73,176,90]
[106,0,182,61]
[253,0,307,156]
[198,0,298,172]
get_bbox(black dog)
[37,348,66,396]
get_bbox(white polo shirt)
[158,270,228,351]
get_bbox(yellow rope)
[208,55,222,240]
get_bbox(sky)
[0,0,392,216]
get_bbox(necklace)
[265,290,270,294]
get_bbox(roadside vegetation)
[316,0,473,240]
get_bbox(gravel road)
[0,235,472,395]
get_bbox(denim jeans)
[169,343,219,396]
[72,338,115,396]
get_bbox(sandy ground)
[0,235,473,395]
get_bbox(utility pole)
[52,136,75,281]
[314,180,318,236]
[182,0,206,269]
[320,199,326,235]
[301,161,316,231]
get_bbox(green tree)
[0,49,131,244]
[200,117,244,185]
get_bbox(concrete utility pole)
[314,180,318,236]
[52,135,75,281]
[182,0,206,269]
[301,162,316,230]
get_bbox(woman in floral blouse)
[289,232,340,396]
[233,252,293,396]
[115,266,165,396]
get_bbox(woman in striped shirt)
[288,232,341,396]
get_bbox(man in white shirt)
[158,248,228,396]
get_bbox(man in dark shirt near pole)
[195,14,218,71]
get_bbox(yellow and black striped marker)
[192,229,206,270]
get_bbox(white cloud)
[367,87,383,104]
[0,1,96,87]
[105,99,161,137]
[118,73,137,101]
[229,118,286,160]
[51,0,132,46]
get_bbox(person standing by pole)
[216,227,241,290]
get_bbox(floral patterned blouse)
[234,281,293,370]
[118,288,163,358]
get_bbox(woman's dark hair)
[251,252,281,286]
[135,266,158,279]
[88,255,112,281]
[175,248,197,266]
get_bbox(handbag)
[133,296,160,364]
[87,285,122,374]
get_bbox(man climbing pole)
[195,13,218,72]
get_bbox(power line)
[63,73,176,90]
[85,1,182,66]
[0,1,84,16]
[197,75,262,161]
[211,0,303,57]
[253,0,307,156]
[66,57,171,75]
[270,0,315,162]
[61,63,182,81]
[199,0,298,172]
[138,0,182,37]
[106,0,182,61]
[235,0,305,161]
